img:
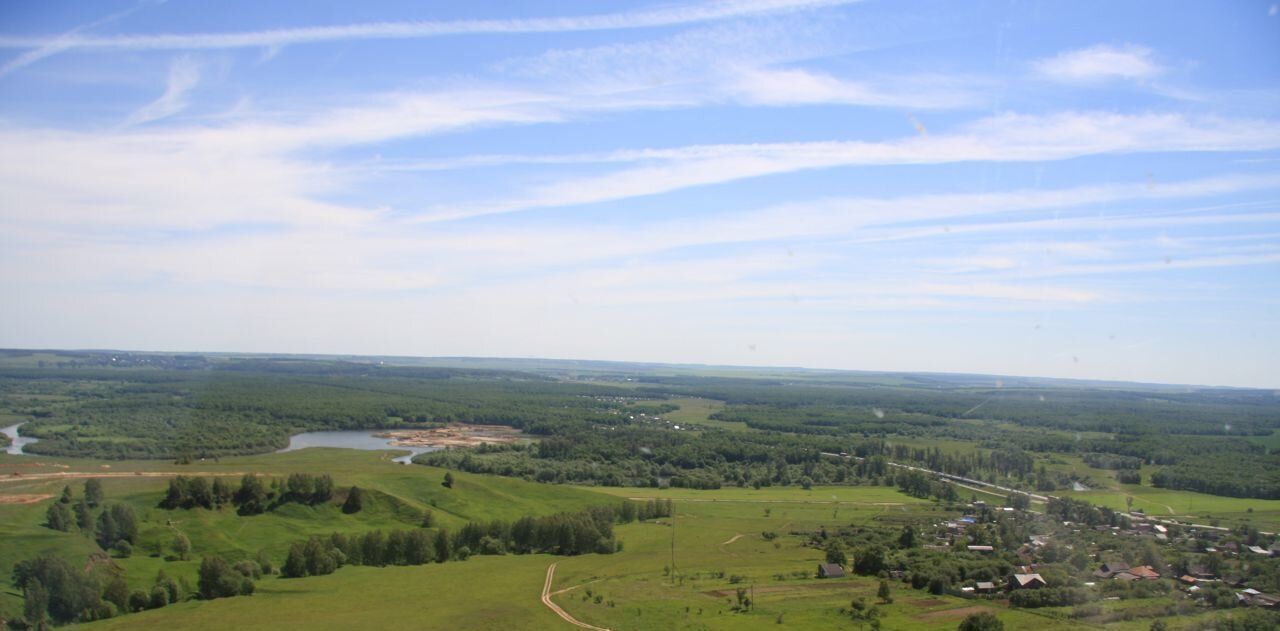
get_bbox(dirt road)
[0,493,53,504]
[1,471,252,484]
[541,563,612,631]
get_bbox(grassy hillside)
[0,448,1260,630]
[0,448,616,623]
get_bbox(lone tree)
[958,611,1004,631]
[898,525,917,549]
[442,472,454,489]
[84,478,104,507]
[59,485,72,504]
[877,579,893,604]
[853,545,887,575]
[46,503,73,532]
[234,474,269,515]
[23,577,49,629]
[173,533,192,560]
[342,486,364,514]
[74,499,93,533]
[824,540,846,566]
[282,543,307,578]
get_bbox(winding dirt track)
[0,471,251,484]
[720,533,745,546]
[0,493,53,504]
[541,563,612,631]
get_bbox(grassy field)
[1246,430,1280,451]
[1036,452,1280,531]
[60,471,1081,631]
[659,397,747,432]
[0,448,1256,630]
[0,448,616,622]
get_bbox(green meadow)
[1035,452,1280,531]
[0,448,1121,631]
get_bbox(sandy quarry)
[377,424,524,448]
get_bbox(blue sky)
[1,0,1279,387]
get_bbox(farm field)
[660,397,739,431]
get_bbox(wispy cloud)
[415,112,1280,221]
[0,0,156,77]
[1033,44,1163,84]
[0,1,855,58]
[123,55,200,126]
[1021,251,1280,279]
[725,66,988,109]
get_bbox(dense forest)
[2,350,1278,499]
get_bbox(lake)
[277,430,440,464]
[2,422,39,456]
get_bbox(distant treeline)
[1151,455,1280,499]
[5,354,1279,499]
[636,379,1280,436]
[6,361,643,459]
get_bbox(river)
[2,422,39,456]
[277,430,439,464]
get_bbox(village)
[813,495,1280,620]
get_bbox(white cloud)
[493,18,980,113]
[725,66,987,109]
[124,55,201,126]
[1020,251,1280,279]
[416,112,1280,221]
[1033,44,1163,83]
[0,1,152,77]
[913,282,1100,303]
[0,0,856,57]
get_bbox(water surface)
[2,422,38,456]
[278,430,438,464]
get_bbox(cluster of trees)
[1007,586,1092,608]
[1045,497,1130,528]
[197,556,257,600]
[160,476,235,509]
[280,500,669,580]
[42,480,137,556]
[892,470,959,502]
[282,530,443,577]
[11,557,188,628]
[1083,452,1143,470]
[93,504,138,554]
[418,424,891,489]
[1151,454,1280,499]
[281,473,335,505]
[157,473,343,515]
[12,555,105,626]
